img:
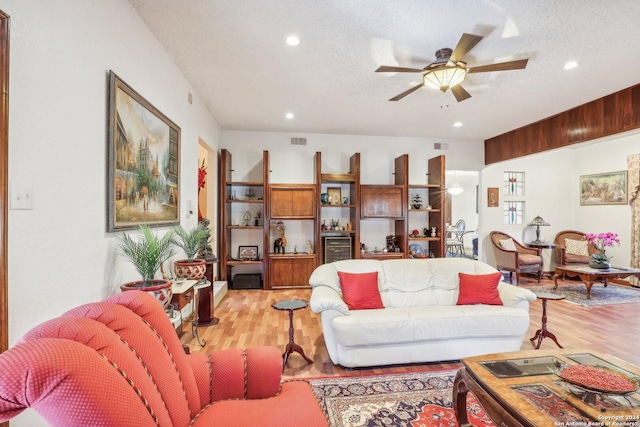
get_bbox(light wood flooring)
[179,274,640,379]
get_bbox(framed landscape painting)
[107,71,181,231]
[580,171,627,205]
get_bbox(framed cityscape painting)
[580,170,627,205]
[107,71,181,231]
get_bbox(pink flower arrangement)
[584,232,620,252]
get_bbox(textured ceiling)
[128,0,640,141]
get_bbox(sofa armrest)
[310,285,349,316]
[209,346,283,402]
[497,282,537,307]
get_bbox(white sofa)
[309,258,536,368]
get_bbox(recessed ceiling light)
[564,61,578,70]
[285,112,294,120]
[453,122,463,127]
[286,36,300,46]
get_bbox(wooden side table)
[530,292,564,349]
[271,298,313,369]
[526,242,556,277]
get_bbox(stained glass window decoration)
[504,201,525,225]
[504,172,525,196]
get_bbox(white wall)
[6,3,221,424]
[480,131,638,267]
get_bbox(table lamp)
[528,215,550,243]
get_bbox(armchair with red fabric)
[0,291,328,427]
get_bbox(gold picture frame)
[580,170,628,205]
[487,187,499,207]
[327,187,342,205]
[107,71,180,231]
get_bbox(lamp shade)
[527,216,550,227]
[528,215,550,243]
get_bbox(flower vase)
[589,250,611,269]
[589,260,611,269]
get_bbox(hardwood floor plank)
[180,275,640,379]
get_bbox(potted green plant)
[173,221,210,280]
[118,224,176,308]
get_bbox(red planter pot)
[120,279,173,309]
[174,259,206,281]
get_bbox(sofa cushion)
[565,238,589,256]
[456,272,503,305]
[338,271,384,310]
[500,238,517,251]
[519,254,541,265]
[565,254,591,263]
[330,305,529,346]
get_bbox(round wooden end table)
[530,291,565,349]
[271,298,313,369]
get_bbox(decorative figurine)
[386,235,398,252]
[431,227,437,237]
[242,210,251,226]
[412,194,423,210]
[273,221,287,254]
[306,240,313,254]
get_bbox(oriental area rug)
[309,370,494,427]
[525,283,640,307]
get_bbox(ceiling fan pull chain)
[440,91,449,109]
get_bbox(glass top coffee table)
[453,349,640,426]
[552,265,640,299]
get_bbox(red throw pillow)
[456,272,503,305]
[337,271,384,310]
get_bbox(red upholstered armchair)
[0,291,328,427]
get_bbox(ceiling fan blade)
[450,33,483,62]
[389,83,424,101]
[451,85,471,102]
[376,65,424,73]
[468,58,529,73]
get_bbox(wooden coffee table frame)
[453,349,640,427]
[552,265,640,299]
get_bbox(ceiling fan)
[375,33,528,102]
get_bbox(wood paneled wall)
[485,83,640,164]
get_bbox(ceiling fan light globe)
[447,184,464,195]
[424,65,467,92]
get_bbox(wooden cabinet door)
[269,256,316,288]
[360,185,405,218]
[270,186,315,218]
